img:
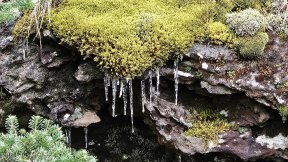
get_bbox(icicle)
[149,71,153,109]
[141,80,146,113]
[104,73,110,101]
[66,127,71,147]
[178,154,182,162]
[156,68,160,97]
[129,79,134,133]
[174,59,179,105]
[119,80,123,98]
[123,80,128,115]
[112,78,117,117]
[84,127,88,149]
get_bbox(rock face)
[0,24,103,127]
[0,23,288,161]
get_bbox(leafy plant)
[0,115,97,162]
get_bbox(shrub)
[226,8,266,36]
[0,115,97,162]
[207,22,234,45]
[234,32,269,59]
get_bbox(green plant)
[234,32,269,59]
[226,8,266,36]
[45,0,239,78]
[279,105,288,122]
[234,0,272,11]
[238,126,249,134]
[184,110,233,145]
[0,115,97,162]
[207,22,234,45]
[0,0,33,24]
[227,70,236,78]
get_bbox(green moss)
[227,70,236,78]
[184,110,233,144]
[234,0,272,11]
[279,105,288,122]
[234,32,269,59]
[13,11,34,40]
[277,81,288,90]
[207,22,234,45]
[47,0,238,78]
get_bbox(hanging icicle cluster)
[103,60,179,132]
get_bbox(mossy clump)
[48,0,237,78]
[279,105,288,122]
[207,22,234,45]
[234,32,269,59]
[12,11,34,40]
[226,8,266,36]
[184,110,233,144]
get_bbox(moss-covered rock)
[184,110,233,145]
[207,22,234,45]
[48,0,237,78]
[234,32,269,59]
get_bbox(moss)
[184,110,233,144]
[207,22,234,45]
[277,81,288,90]
[226,8,266,36]
[279,105,288,122]
[234,0,272,11]
[47,0,238,78]
[12,11,34,40]
[234,32,269,59]
[226,70,236,78]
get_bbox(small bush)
[207,22,234,45]
[0,115,97,162]
[234,32,269,59]
[226,8,266,36]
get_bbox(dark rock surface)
[1,23,288,161]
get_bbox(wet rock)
[74,62,103,82]
[200,81,234,95]
[69,110,101,127]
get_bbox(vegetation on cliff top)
[48,0,237,78]
[11,0,284,78]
